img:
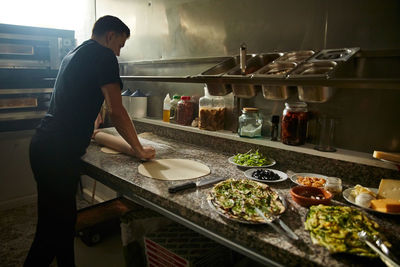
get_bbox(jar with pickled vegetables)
[176,96,194,126]
[281,102,308,145]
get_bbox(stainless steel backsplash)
[97,0,400,153]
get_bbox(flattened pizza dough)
[138,159,210,180]
[100,147,121,154]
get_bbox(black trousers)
[24,132,82,267]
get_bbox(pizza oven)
[0,23,75,131]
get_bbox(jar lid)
[242,107,259,113]
[285,102,307,108]
[181,96,191,100]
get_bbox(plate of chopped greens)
[228,150,276,168]
[208,178,286,224]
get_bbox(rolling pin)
[93,131,135,156]
[373,151,400,164]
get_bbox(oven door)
[0,88,52,131]
[0,36,53,69]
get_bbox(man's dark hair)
[92,15,130,37]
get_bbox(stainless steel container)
[200,55,251,96]
[307,47,360,62]
[225,53,282,98]
[253,61,297,100]
[289,61,338,103]
[297,86,334,103]
[275,50,315,63]
[289,61,337,78]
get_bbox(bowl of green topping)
[228,150,276,168]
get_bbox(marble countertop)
[81,128,400,267]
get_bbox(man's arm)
[101,82,155,160]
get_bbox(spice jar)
[281,102,308,145]
[238,107,263,138]
[176,96,194,126]
[199,86,226,131]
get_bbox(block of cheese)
[377,179,400,200]
[373,151,400,164]
[370,199,400,213]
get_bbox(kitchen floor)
[0,197,125,267]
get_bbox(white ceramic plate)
[342,187,400,215]
[228,156,276,169]
[244,168,288,183]
[289,172,328,187]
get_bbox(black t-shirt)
[36,39,122,156]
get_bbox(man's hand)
[136,146,156,160]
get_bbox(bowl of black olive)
[244,168,288,183]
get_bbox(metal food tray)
[199,55,251,77]
[307,47,360,62]
[274,50,315,63]
[253,61,298,78]
[288,61,338,78]
[224,53,282,98]
[199,55,252,96]
[224,53,283,77]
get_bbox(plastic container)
[162,93,171,122]
[169,95,180,122]
[199,86,226,131]
[129,90,147,119]
[176,96,194,126]
[121,88,133,111]
[281,102,308,145]
[238,107,263,138]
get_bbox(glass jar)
[324,177,342,196]
[176,96,194,126]
[199,86,226,131]
[281,102,308,145]
[238,107,263,138]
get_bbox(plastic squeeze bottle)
[163,93,171,122]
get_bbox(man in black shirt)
[24,16,155,267]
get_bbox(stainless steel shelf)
[121,75,400,90]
